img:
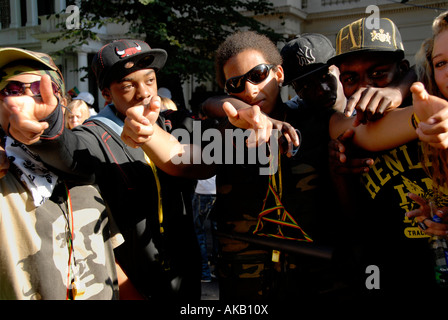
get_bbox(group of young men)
[1,14,447,302]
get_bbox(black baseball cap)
[92,39,167,89]
[328,17,404,66]
[281,33,335,85]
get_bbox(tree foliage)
[51,0,283,84]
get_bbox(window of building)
[38,0,55,16]
[20,0,27,26]
[321,0,360,5]
[0,0,11,29]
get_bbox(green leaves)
[139,0,156,5]
[50,0,282,85]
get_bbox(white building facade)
[1,0,447,108]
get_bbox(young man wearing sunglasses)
[0,48,119,299]
[224,63,276,94]
[1,79,59,96]
[180,30,324,301]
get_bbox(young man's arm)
[121,96,216,179]
[201,95,247,119]
[123,118,215,179]
[329,85,448,153]
[329,107,417,152]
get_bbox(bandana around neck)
[5,137,58,207]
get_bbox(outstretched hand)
[411,82,448,149]
[345,86,403,127]
[223,101,300,156]
[4,74,58,144]
[223,102,271,148]
[121,96,161,148]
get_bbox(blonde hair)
[160,96,178,111]
[64,99,90,129]
[414,11,448,98]
[415,10,448,198]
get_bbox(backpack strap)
[88,117,165,236]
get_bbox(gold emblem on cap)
[370,29,391,44]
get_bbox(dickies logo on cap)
[92,39,167,89]
[281,33,335,85]
[329,17,404,65]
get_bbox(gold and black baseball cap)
[328,17,404,65]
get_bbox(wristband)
[411,112,420,130]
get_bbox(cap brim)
[285,63,329,86]
[119,49,167,71]
[0,47,57,71]
[328,49,404,66]
[99,49,167,89]
[148,49,168,70]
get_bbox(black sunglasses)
[1,80,59,97]
[225,64,275,94]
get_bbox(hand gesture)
[3,75,58,144]
[411,82,448,149]
[121,96,161,148]
[345,86,403,127]
[406,192,448,237]
[222,102,300,156]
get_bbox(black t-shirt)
[356,139,446,296]
[213,101,339,243]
